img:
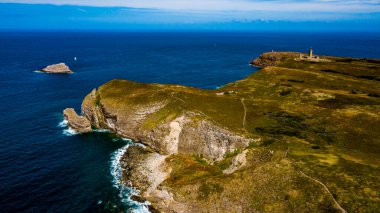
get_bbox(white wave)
[62,127,78,136]
[110,140,151,213]
[113,138,129,142]
[33,70,43,73]
[58,119,68,128]
[93,129,111,133]
[58,119,79,136]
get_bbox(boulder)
[63,108,92,133]
[41,63,73,74]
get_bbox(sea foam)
[110,139,150,213]
[62,128,78,136]
[58,119,68,128]
[93,129,111,133]
[58,119,79,136]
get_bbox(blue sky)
[0,1,379,31]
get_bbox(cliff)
[78,82,252,162]
[64,52,380,212]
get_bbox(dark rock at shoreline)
[40,63,73,74]
[130,195,146,203]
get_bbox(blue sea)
[0,31,379,212]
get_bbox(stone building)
[298,48,322,61]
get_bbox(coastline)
[110,140,151,212]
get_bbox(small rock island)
[64,51,380,212]
[40,63,73,74]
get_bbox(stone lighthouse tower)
[309,47,313,58]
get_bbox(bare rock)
[223,149,249,174]
[179,119,251,162]
[63,108,92,133]
[121,145,171,197]
[41,63,73,74]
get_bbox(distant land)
[65,51,380,212]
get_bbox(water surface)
[0,31,379,212]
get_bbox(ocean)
[0,31,379,212]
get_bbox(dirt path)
[241,98,247,129]
[170,92,218,124]
[170,93,186,104]
[297,169,347,213]
[286,150,347,213]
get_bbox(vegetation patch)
[164,154,222,186]
[317,94,379,109]
[198,182,224,199]
[287,79,305,83]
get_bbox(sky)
[0,0,379,31]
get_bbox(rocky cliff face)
[64,80,253,211]
[76,85,251,161]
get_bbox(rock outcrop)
[223,149,249,174]
[63,108,92,133]
[250,52,299,67]
[178,119,250,161]
[40,63,73,74]
[75,81,252,162]
[121,145,187,212]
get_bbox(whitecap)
[58,119,78,136]
[33,70,43,73]
[93,129,111,133]
[58,119,68,128]
[62,127,78,136]
[121,138,134,143]
[110,141,151,212]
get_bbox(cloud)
[1,0,380,13]
[1,3,379,31]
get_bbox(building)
[299,48,321,61]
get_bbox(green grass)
[164,154,222,186]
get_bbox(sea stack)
[40,63,73,74]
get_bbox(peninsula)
[64,52,380,212]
